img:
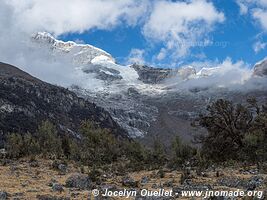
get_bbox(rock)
[217,177,244,188]
[65,173,92,190]
[183,184,212,191]
[122,176,138,188]
[10,165,18,172]
[131,64,172,84]
[246,176,264,190]
[140,176,149,185]
[0,191,8,200]
[48,178,57,187]
[36,194,70,200]
[58,164,67,174]
[52,183,64,192]
[218,176,264,190]
[51,160,67,174]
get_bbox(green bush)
[171,136,195,167]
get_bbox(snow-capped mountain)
[33,32,115,64]
[16,32,267,141]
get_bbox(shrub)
[171,136,195,167]
[35,120,62,157]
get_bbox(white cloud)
[0,0,151,86]
[4,0,148,36]
[253,41,267,53]
[156,48,167,61]
[142,0,225,60]
[166,58,253,90]
[127,48,146,65]
[236,0,267,31]
[252,8,267,30]
[236,1,249,14]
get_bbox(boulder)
[122,176,138,188]
[0,191,8,200]
[52,183,64,192]
[65,173,92,190]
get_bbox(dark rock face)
[83,64,123,82]
[131,64,172,84]
[0,62,127,140]
[253,60,267,77]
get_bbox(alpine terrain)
[2,32,267,145]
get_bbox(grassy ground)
[0,158,266,199]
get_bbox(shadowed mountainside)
[0,62,127,142]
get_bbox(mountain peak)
[32,32,115,64]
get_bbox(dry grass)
[0,158,266,199]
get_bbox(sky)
[0,0,267,69]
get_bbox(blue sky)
[58,0,267,68]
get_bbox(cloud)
[236,0,267,31]
[252,8,267,30]
[156,48,167,61]
[236,0,249,14]
[0,0,226,69]
[165,58,255,91]
[253,41,267,53]
[3,0,148,36]
[142,0,225,60]
[127,48,146,65]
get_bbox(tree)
[79,120,120,166]
[195,99,254,162]
[6,133,24,158]
[35,120,62,157]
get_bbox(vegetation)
[3,97,267,171]
[4,120,168,170]
[195,98,267,163]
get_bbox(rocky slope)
[0,62,127,143]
